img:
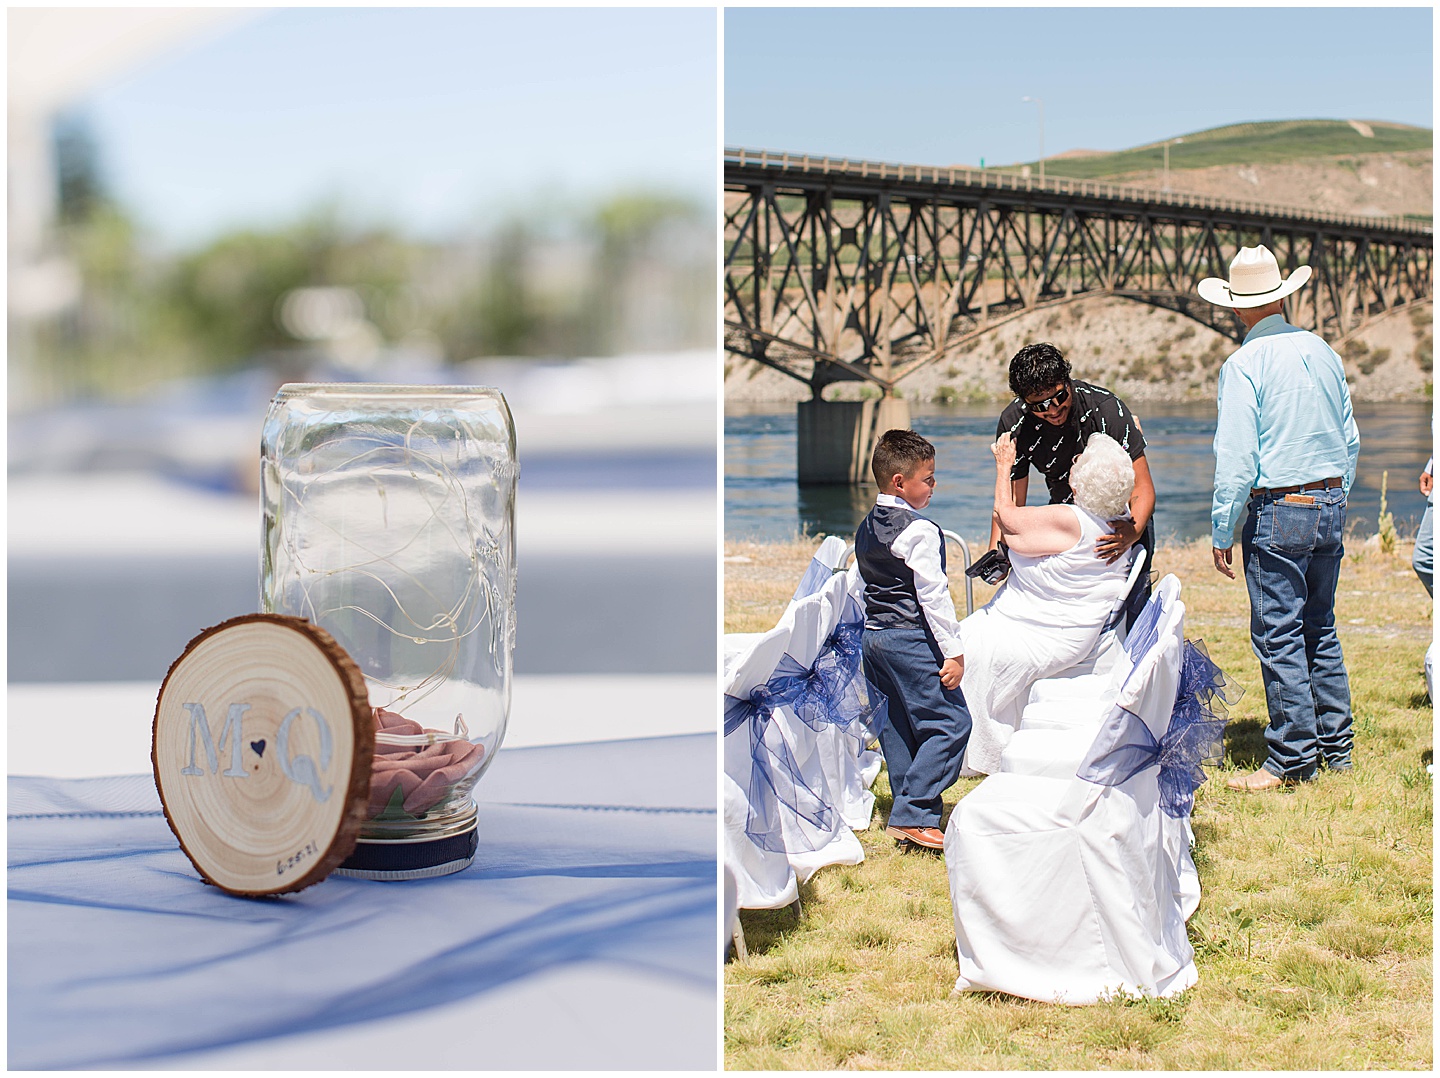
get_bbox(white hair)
[1069,433,1135,519]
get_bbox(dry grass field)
[723,534,1433,1070]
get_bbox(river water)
[726,400,1435,544]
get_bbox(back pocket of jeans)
[1269,500,1321,553]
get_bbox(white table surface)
[8,674,721,1070]
[7,472,717,559]
[9,673,717,777]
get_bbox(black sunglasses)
[1025,382,1070,413]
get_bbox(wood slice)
[152,614,374,896]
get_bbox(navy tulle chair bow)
[724,609,888,853]
[1077,640,1242,818]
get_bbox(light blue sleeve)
[1211,358,1260,549]
[1340,380,1359,492]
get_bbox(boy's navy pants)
[861,625,972,829]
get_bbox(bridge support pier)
[797,396,911,485]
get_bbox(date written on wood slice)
[153,614,374,896]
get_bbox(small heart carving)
[250,739,267,758]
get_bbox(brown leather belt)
[1250,477,1343,498]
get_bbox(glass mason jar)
[261,384,516,879]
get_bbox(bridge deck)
[725,146,1432,391]
[726,146,1432,239]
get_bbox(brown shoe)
[1225,767,1295,792]
[885,825,945,849]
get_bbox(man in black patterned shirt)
[988,342,1156,623]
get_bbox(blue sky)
[725,7,1432,166]
[77,8,717,249]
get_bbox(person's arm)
[890,522,964,687]
[987,474,1028,550]
[1096,455,1155,563]
[989,411,1028,550]
[991,434,1081,556]
[1211,360,1259,578]
[1128,456,1155,533]
[1421,458,1433,498]
[1340,368,1360,494]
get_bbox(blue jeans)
[861,625,972,828]
[1241,487,1352,780]
[1413,504,1433,597]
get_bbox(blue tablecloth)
[8,734,716,1069]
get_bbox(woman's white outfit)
[959,504,1132,774]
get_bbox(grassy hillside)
[1037,119,1432,180]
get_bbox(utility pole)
[1163,136,1184,191]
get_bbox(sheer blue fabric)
[791,556,835,602]
[8,735,714,1070]
[1076,640,1242,818]
[723,610,887,854]
[731,665,837,853]
[1123,586,1165,663]
[832,608,890,745]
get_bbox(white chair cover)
[722,554,878,906]
[723,624,800,909]
[791,535,851,603]
[943,597,1196,1003]
[1008,574,1193,924]
[792,546,881,832]
[723,864,740,959]
[723,633,765,675]
[771,577,865,881]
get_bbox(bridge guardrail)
[725,146,1433,237]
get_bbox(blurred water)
[726,400,1434,543]
[9,361,719,682]
[8,361,716,493]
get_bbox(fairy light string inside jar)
[261,384,516,880]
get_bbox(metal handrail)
[942,531,975,616]
[725,145,1433,236]
[840,532,976,616]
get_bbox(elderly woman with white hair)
[959,430,1139,774]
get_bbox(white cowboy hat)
[1197,245,1311,308]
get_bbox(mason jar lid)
[264,384,516,455]
[271,383,509,402]
[333,806,480,881]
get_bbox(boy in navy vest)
[856,429,972,850]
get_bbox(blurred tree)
[480,222,541,354]
[585,191,709,354]
[25,179,715,404]
[37,112,174,398]
[53,112,108,225]
[434,220,542,360]
[162,210,421,372]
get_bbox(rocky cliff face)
[725,295,1432,405]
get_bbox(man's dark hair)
[871,428,935,488]
[1008,342,1072,399]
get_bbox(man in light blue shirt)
[1414,457,1433,598]
[1415,456,1433,703]
[1198,245,1360,792]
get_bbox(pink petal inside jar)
[369,708,485,816]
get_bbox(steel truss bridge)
[725,147,1434,394]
